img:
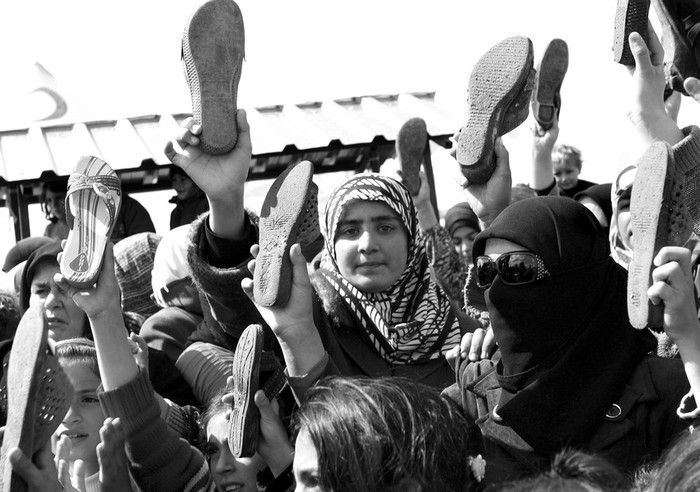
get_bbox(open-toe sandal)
[60,156,122,289]
[532,38,569,130]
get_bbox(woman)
[443,197,690,485]
[167,114,478,407]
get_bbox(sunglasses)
[475,251,551,289]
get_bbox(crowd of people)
[2,0,700,490]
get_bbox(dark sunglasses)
[475,251,550,289]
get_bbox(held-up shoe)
[457,36,534,185]
[532,39,569,130]
[396,117,428,195]
[651,0,700,95]
[627,142,693,329]
[613,0,650,66]
[182,0,245,155]
[254,161,319,307]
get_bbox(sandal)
[613,0,650,66]
[396,117,428,195]
[0,306,73,490]
[60,156,122,289]
[254,160,319,307]
[652,0,700,94]
[532,38,569,130]
[457,36,534,185]
[228,324,287,458]
[627,142,693,329]
[182,0,245,155]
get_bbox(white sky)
[1,0,699,255]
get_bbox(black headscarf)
[19,240,62,312]
[472,197,655,455]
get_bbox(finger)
[74,459,86,491]
[57,459,71,489]
[234,109,253,156]
[629,32,653,70]
[684,77,700,99]
[646,21,664,66]
[290,243,312,288]
[254,389,272,414]
[481,327,496,359]
[460,333,473,359]
[250,244,260,260]
[130,333,148,352]
[241,277,254,301]
[647,280,670,306]
[9,448,41,486]
[654,246,692,273]
[469,329,486,361]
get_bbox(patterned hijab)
[319,173,460,364]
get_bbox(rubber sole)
[533,39,569,130]
[457,36,534,185]
[254,160,316,307]
[396,117,428,195]
[183,0,245,155]
[613,0,650,66]
[627,142,692,329]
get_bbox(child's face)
[56,362,104,475]
[45,189,66,221]
[553,160,581,191]
[205,412,266,492]
[172,174,197,201]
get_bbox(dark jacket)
[169,189,209,230]
[186,213,473,390]
[442,353,690,486]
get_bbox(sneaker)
[627,142,693,329]
[612,0,650,66]
[651,0,700,95]
[182,0,245,155]
[532,39,569,130]
[457,36,535,185]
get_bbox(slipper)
[396,117,428,195]
[532,39,569,130]
[254,160,319,307]
[228,324,287,458]
[627,142,693,329]
[0,306,73,490]
[182,0,245,155]
[457,36,534,185]
[613,0,650,66]
[652,0,700,95]
[60,156,122,289]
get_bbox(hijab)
[472,196,655,455]
[319,173,460,364]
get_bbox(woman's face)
[55,362,104,476]
[616,206,633,251]
[205,412,266,492]
[333,201,409,293]
[293,428,322,492]
[45,189,66,221]
[172,173,197,201]
[452,225,480,262]
[30,261,88,341]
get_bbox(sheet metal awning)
[0,90,463,238]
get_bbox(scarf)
[472,197,655,455]
[319,173,460,364]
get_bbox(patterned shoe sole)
[457,36,534,185]
[182,0,245,155]
[533,39,569,130]
[228,324,262,458]
[255,161,317,307]
[396,117,428,195]
[628,142,692,329]
[613,0,650,66]
[0,306,72,491]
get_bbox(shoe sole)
[396,117,428,195]
[254,161,317,307]
[0,306,72,491]
[457,36,534,184]
[613,0,650,66]
[60,156,122,289]
[628,142,692,329]
[228,324,262,458]
[183,0,245,155]
[533,39,568,130]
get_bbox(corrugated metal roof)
[0,91,462,184]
